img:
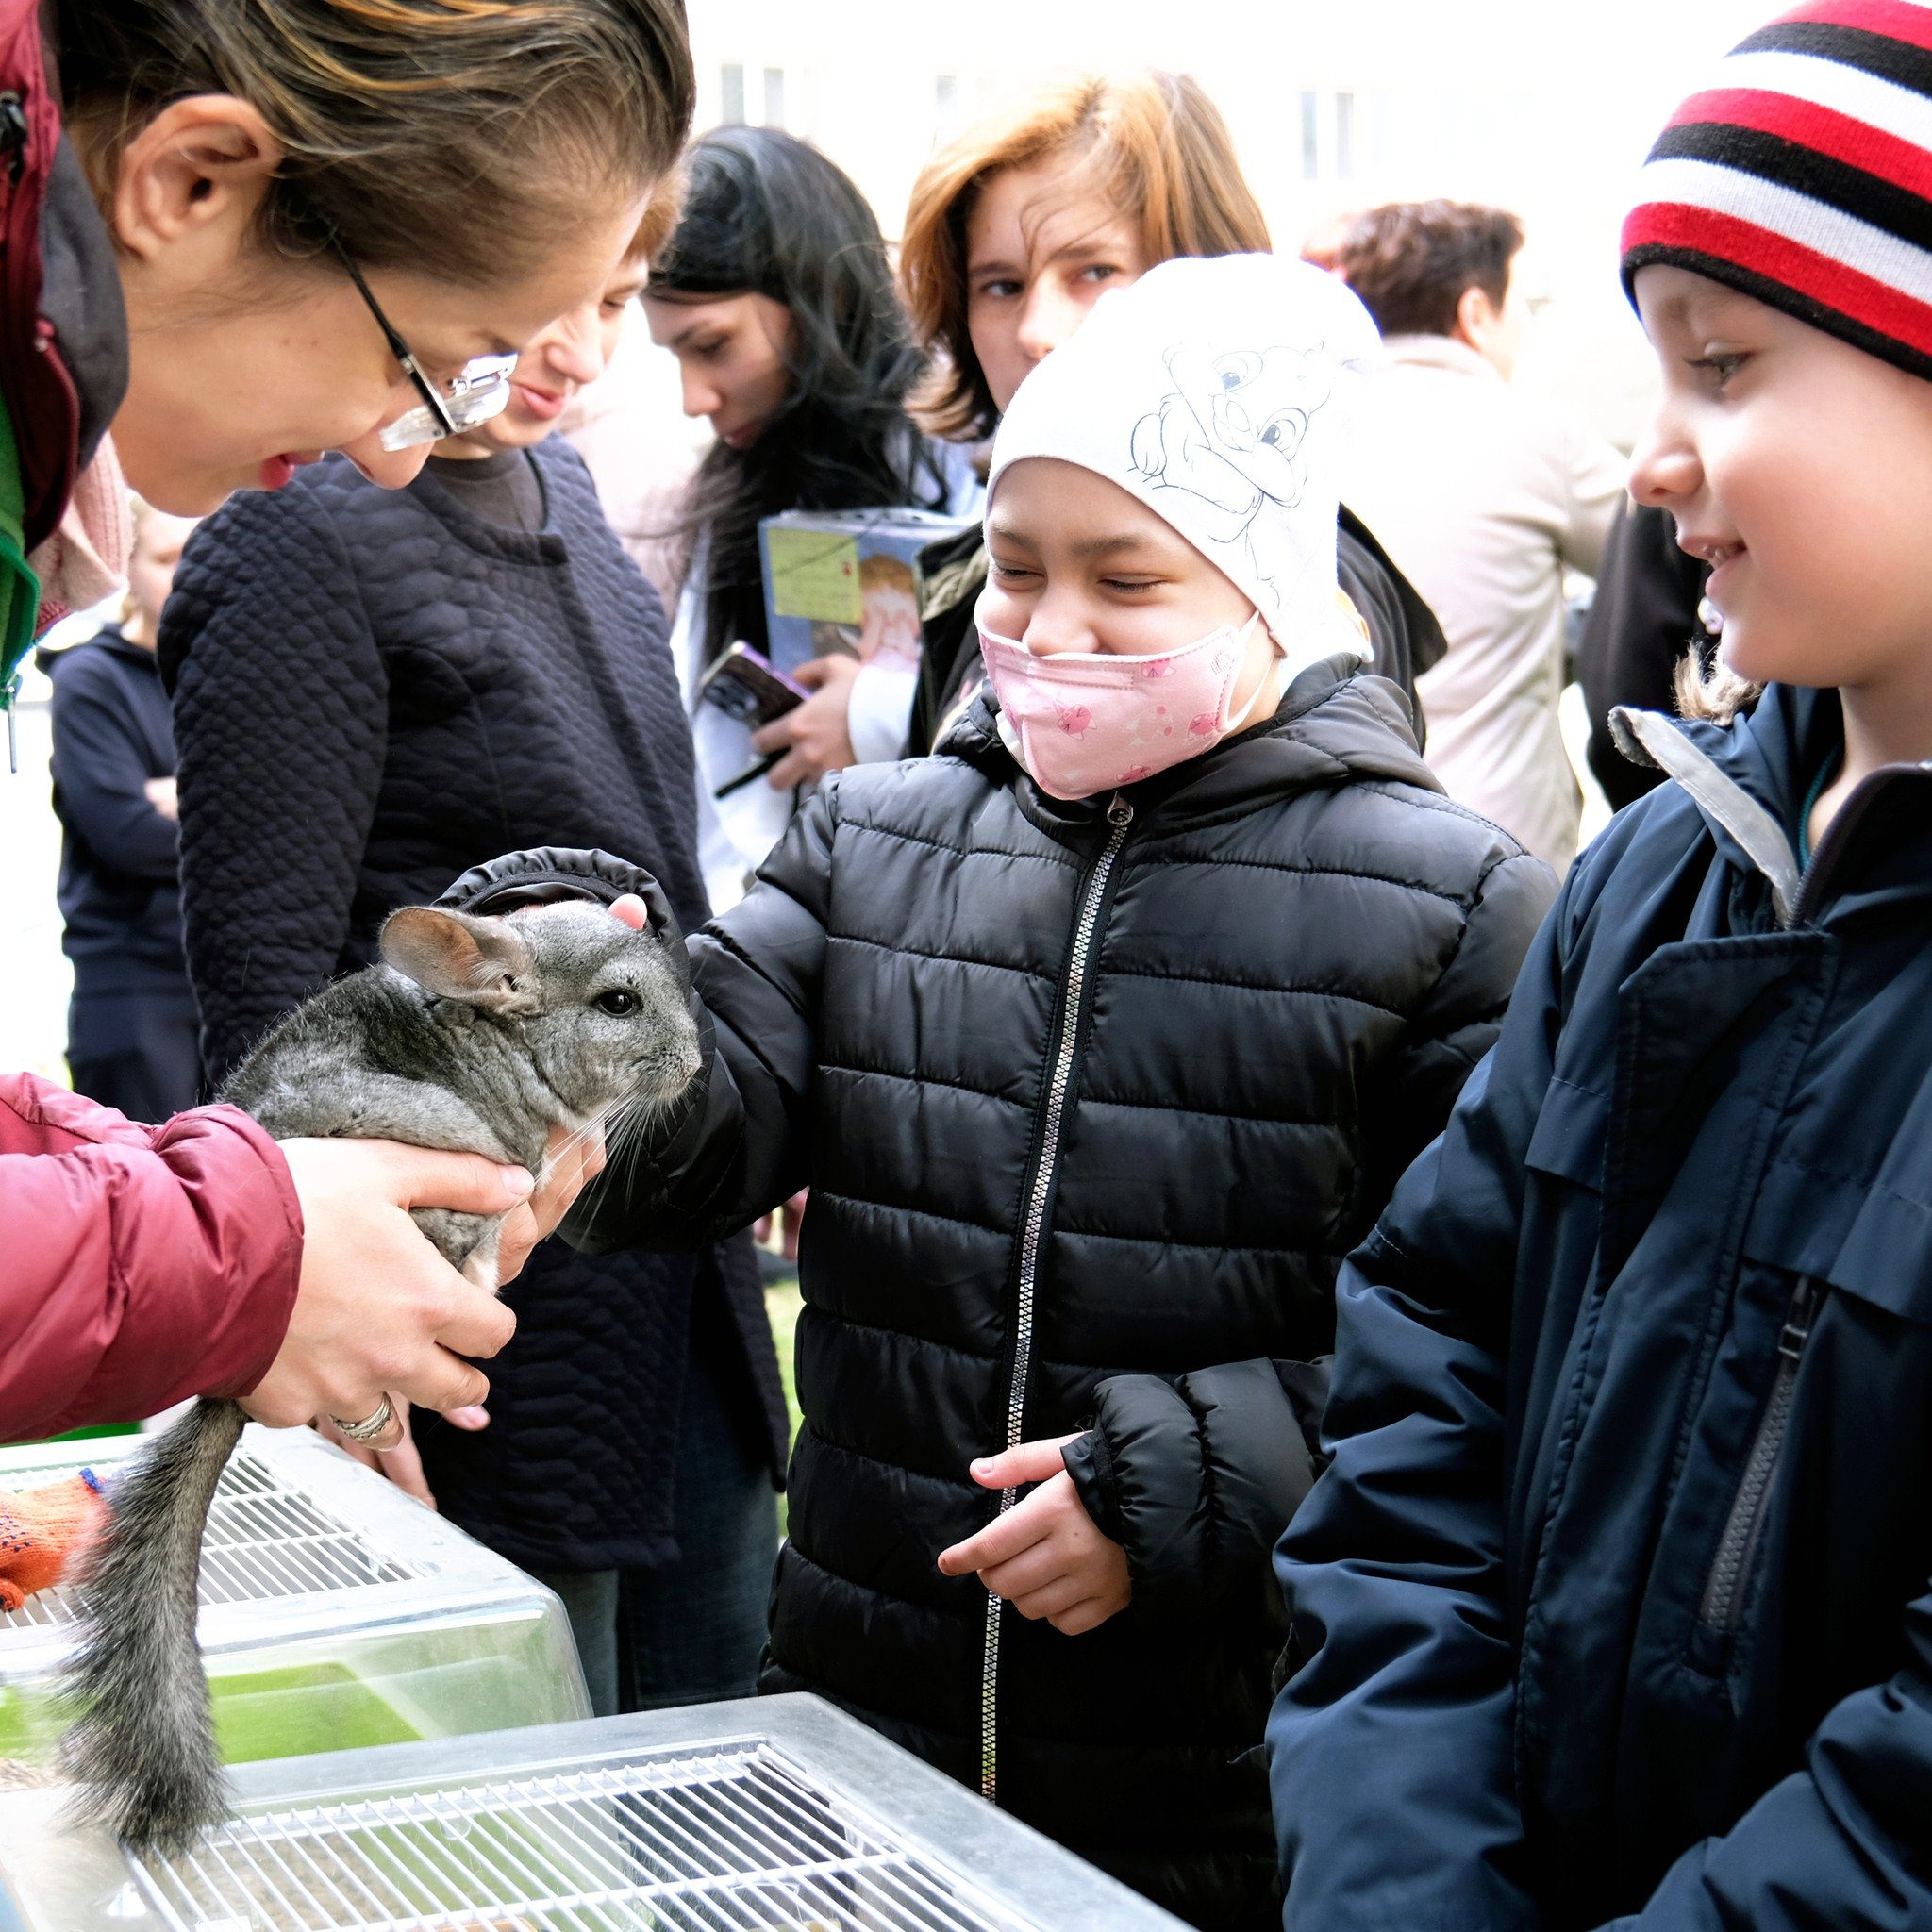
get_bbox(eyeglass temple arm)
[327,236,457,439]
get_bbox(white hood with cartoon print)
[987,251,1381,675]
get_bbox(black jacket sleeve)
[1065,837,1556,1627]
[1576,500,1713,812]
[48,652,177,878]
[1063,1357,1330,1624]
[161,488,389,1083]
[1360,839,1558,1208]
[1268,891,1566,1932]
[566,779,838,1255]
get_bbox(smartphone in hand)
[699,642,809,726]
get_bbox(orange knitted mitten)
[0,1469,106,1613]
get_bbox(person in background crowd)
[43,504,198,1121]
[0,0,693,1450]
[897,71,1447,760]
[1336,200,1624,871]
[562,302,700,610]
[1271,19,1932,1925]
[569,254,1554,1931]
[643,126,976,910]
[1575,496,1718,811]
[164,226,789,1719]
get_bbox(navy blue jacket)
[1271,682,1932,1931]
[162,444,788,1572]
[44,626,189,999]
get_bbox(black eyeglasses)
[325,233,517,451]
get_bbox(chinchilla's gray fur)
[60,899,698,1852]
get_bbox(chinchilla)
[59,895,699,1853]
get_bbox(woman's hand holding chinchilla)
[243,1139,532,1430]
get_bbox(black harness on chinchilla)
[59,848,703,1853]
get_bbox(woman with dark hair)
[643,127,976,909]
[1,0,692,1451]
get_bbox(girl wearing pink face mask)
[571,252,1555,1930]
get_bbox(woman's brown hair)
[57,0,693,287]
[900,71,1270,441]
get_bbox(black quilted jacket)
[570,661,1556,1927]
[159,444,787,1571]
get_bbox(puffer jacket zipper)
[1698,1275,1818,1632]
[981,792,1134,1802]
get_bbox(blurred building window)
[721,62,745,125]
[1335,92,1355,179]
[763,66,786,128]
[1301,91,1320,180]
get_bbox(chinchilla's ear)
[380,907,536,1009]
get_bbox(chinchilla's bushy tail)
[60,1396,245,1852]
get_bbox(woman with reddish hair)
[894,71,1445,758]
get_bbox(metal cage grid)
[0,1453,418,1632]
[127,1738,1029,1932]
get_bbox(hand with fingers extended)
[750,654,861,791]
[936,1434,1132,1636]
[495,1115,608,1287]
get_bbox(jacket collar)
[917,522,986,625]
[1612,685,1932,927]
[42,136,127,482]
[943,654,1441,844]
[93,624,158,673]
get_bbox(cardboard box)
[758,507,974,677]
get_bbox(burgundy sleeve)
[0,1074,304,1442]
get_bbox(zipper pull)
[1777,1276,1818,1361]
[1106,793,1133,829]
[2,672,16,775]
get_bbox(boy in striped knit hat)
[1268,8,1932,1928]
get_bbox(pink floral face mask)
[977,606,1278,801]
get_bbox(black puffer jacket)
[572,659,1554,1927]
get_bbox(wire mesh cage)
[131,1740,1023,1932]
[0,1697,1187,1932]
[1,1444,418,1633]
[0,1426,588,1771]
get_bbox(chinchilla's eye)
[593,988,639,1016]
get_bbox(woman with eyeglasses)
[0,0,691,1458]
[159,219,791,1718]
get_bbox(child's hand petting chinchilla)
[495,1116,608,1286]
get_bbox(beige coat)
[1343,334,1624,870]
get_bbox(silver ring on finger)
[330,1396,396,1444]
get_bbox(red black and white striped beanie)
[1623,2,1932,380]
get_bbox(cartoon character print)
[1128,341,1332,610]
